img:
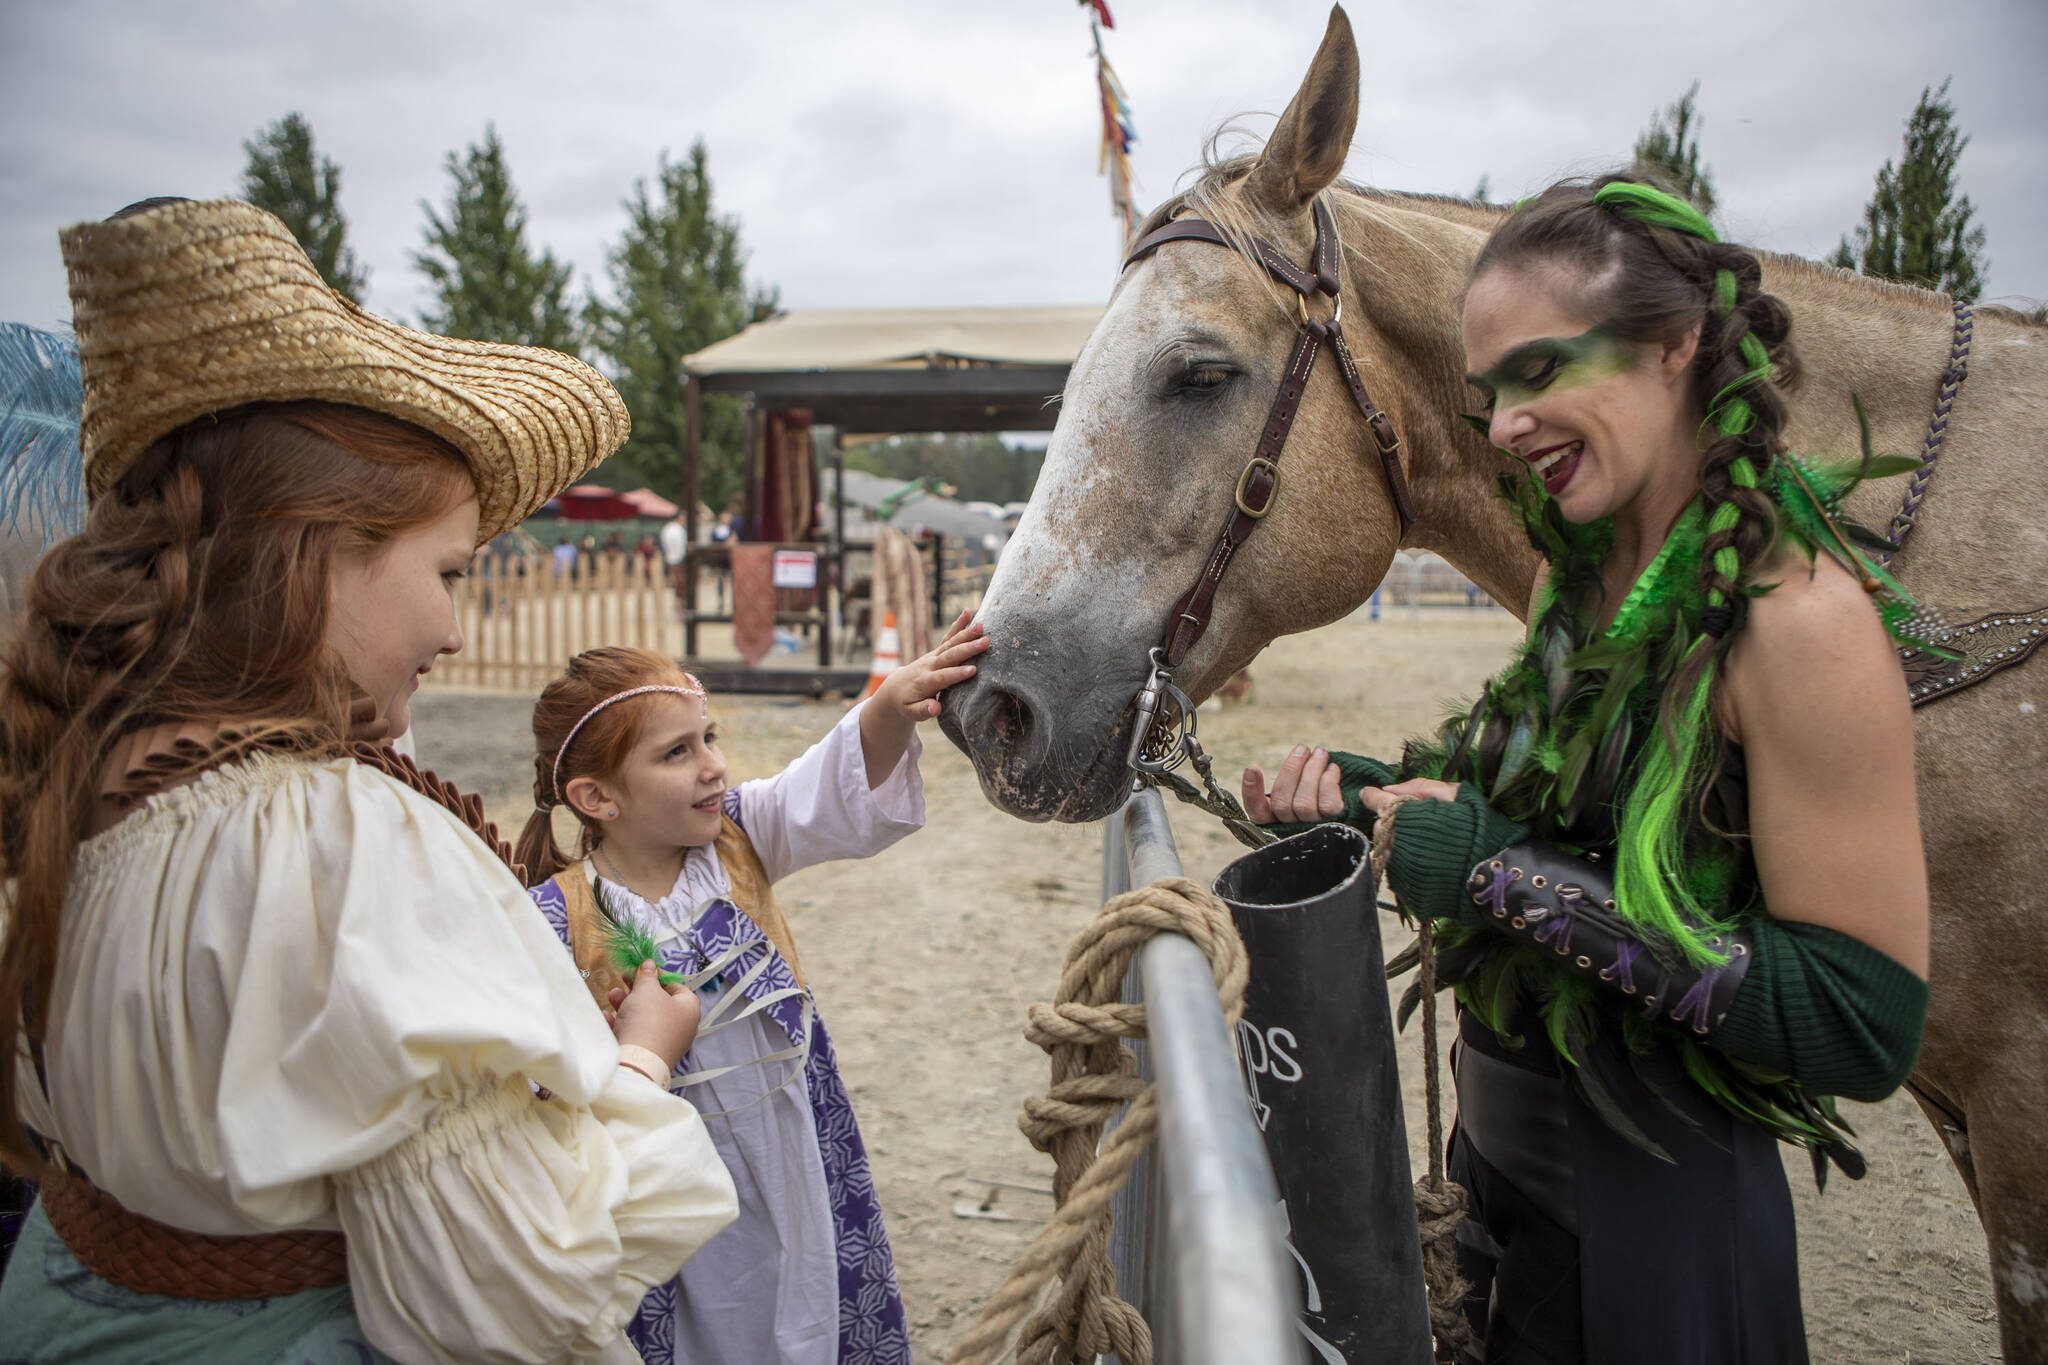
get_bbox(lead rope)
[947,878,1249,1365]
[1373,798,1477,1362]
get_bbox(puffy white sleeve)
[734,698,926,882]
[206,762,737,1363]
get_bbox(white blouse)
[15,751,738,1363]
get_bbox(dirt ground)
[414,606,2001,1364]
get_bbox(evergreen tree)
[843,434,1046,506]
[1830,79,1987,302]
[239,113,369,302]
[586,140,777,507]
[1631,81,1717,215]
[413,127,580,349]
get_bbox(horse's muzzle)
[939,667,1138,824]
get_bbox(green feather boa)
[1404,448,1936,1181]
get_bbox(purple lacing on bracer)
[1473,863,1521,915]
[1600,939,1643,992]
[1671,966,1726,1033]
[1534,885,1585,955]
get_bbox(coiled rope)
[947,877,1248,1365]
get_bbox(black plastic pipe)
[1214,823,1433,1364]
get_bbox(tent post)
[831,430,846,668]
[683,373,702,658]
[743,404,762,543]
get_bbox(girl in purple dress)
[517,614,985,1365]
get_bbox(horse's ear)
[1244,5,1360,216]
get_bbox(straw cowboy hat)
[60,198,627,541]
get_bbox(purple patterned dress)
[529,706,919,1364]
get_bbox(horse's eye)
[1182,366,1232,393]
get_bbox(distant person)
[516,617,988,1362]
[660,512,688,619]
[634,532,659,570]
[553,533,577,576]
[709,510,736,613]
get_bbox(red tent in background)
[547,483,640,521]
[538,484,679,521]
[621,487,679,519]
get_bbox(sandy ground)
[414,606,2000,1364]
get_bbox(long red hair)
[0,401,473,1171]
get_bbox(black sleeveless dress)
[1445,744,1808,1364]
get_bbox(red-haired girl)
[520,613,987,1365]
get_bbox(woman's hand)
[1359,777,1459,818]
[873,608,990,723]
[1242,745,1344,824]
[609,960,701,1075]
[1242,746,1459,826]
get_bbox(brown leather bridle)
[1119,197,1418,784]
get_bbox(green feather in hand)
[593,878,686,987]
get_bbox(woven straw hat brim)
[61,199,628,542]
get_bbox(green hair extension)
[1591,181,1717,241]
[1612,648,1740,967]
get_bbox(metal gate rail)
[1103,786,1302,1363]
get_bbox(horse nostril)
[987,686,1034,751]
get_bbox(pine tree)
[1831,79,1988,302]
[586,141,778,507]
[1631,82,1717,215]
[412,127,580,350]
[239,113,369,303]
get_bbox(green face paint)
[1463,325,1635,423]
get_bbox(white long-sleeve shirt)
[16,752,738,1363]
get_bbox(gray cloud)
[3,0,2042,337]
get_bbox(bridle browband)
[1118,197,1417,817]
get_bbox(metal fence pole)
[1103,787,1303,1365]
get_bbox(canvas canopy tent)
[674,305,1097,686]
[682,304,1097,434]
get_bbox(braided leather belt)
[41,1171,349,1300]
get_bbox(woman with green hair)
[1243,177,1931,1362]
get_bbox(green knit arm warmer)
[1266,751,1401,838]
[1715,919,1929,1103]
[1381,785,1527,925]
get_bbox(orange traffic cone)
[863,611,901,699]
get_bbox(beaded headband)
[550,678,707,804]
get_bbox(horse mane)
[1146,147,2001,322]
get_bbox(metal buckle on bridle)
[1234,457,1281,518]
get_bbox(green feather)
[593,878,687,987]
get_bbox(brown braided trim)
[345,740,526,882]
[41,1170,349,1301]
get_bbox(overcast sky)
[3,0,2043,335]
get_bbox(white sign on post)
[771,550,818,590]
